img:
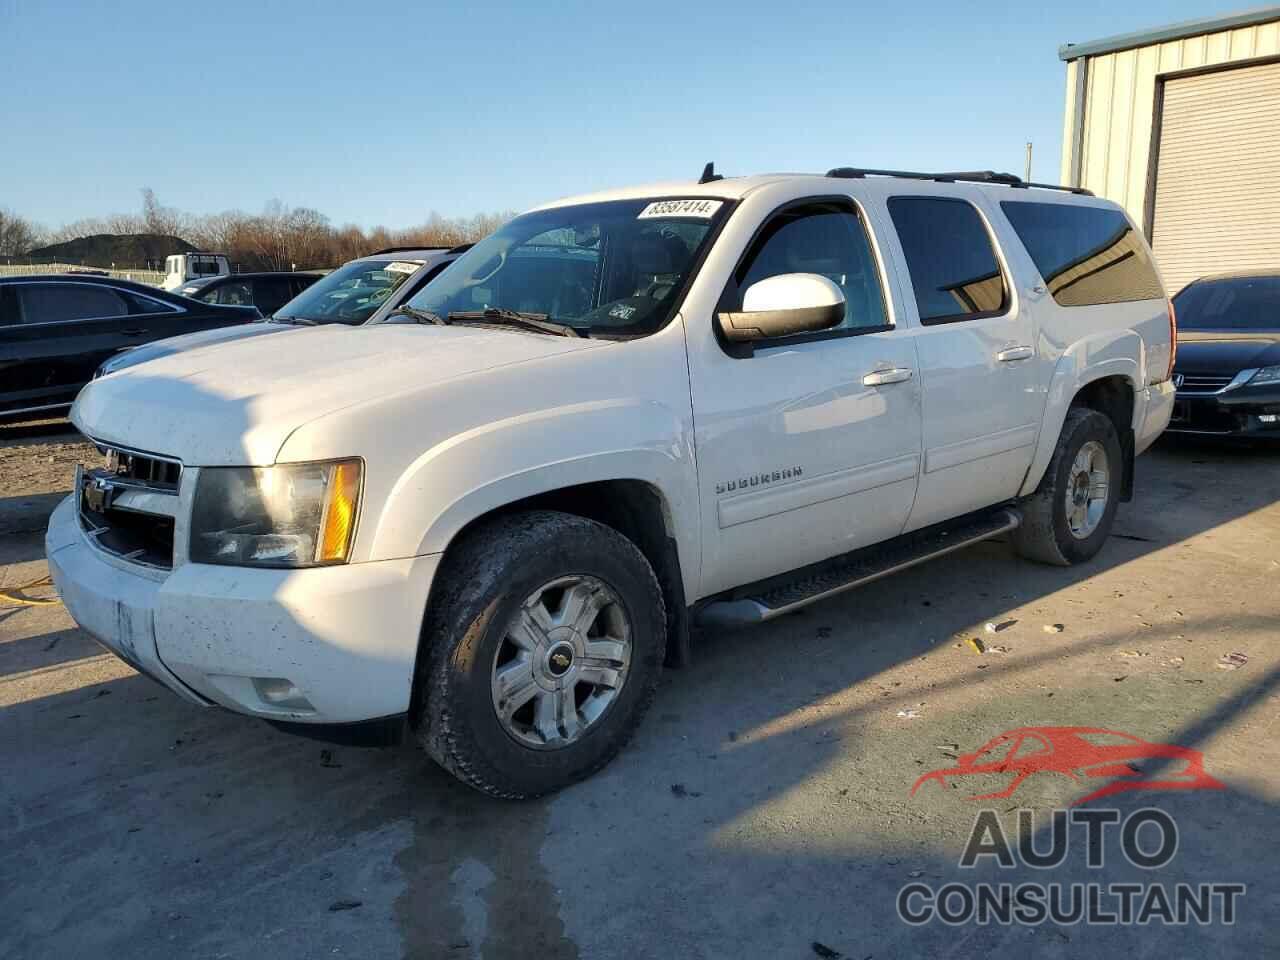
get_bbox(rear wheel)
[413,510,665,798]
[1013,407,1122,566]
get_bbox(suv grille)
[1176,373,1233,394]
[102,446,182,489]
[78,444,182,569]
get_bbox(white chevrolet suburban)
[48,166,1176,798]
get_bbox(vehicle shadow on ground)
[1,440,1277,957]
[0,508,66,555]
[0,626,105,677]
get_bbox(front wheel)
[1013,407,1122,566]
[413,511,665,798]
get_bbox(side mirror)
[718,273,846,343]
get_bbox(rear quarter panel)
[986,198,1171,496]
[1018,297,1169,496]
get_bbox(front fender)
[1019,332,1142,497]
[366,398,700,598]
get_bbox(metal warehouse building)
[1059,6,1280,293]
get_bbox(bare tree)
[29,196,513,270]
[140,187,188,237]
[0,208,40,256]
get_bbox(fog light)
[1259,414,1277,423]
[252,677,314,711]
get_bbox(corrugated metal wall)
[1060,19,1280,224]
[1151,60,1280,292]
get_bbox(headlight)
[1247,365,1280,385]
[190,459,362,567]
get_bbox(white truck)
[160,252,230,291]
[49,167,1175,798]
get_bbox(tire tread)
[414,510,664,799]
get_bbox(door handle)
[120,327,149,337]
[997,346,1034,362]
[862,367,914,386]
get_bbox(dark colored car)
[94,247,466,377]
[0,274,259,423]
[1168,271,1280,438]
[177,271,323,317]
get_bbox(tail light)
[1166,298,1177,382]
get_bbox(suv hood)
[73,324,606,465]
[99,321,286,375]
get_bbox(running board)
[696,508,1021,628]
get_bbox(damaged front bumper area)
[45,494,440,728]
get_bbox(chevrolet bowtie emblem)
[551,653,571,669]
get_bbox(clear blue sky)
[0,0,1239,230]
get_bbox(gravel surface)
[0,419,95,535]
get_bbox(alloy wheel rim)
[490,575,631,750]
[1065,440,1110,539]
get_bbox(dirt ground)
[2,419,1277,959]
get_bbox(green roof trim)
[1059,5,1280,60]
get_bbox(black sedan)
[1168,271,1280,438]
[177,271,322,317]
[93,247,464,378]
[0,274,259,424]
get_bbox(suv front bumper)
[46,495,439,725]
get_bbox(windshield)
[1174,276,1280,331]
[277,258,423,324]
[392,198,728,338]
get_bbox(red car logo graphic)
[910,726,1224,806]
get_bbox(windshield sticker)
[637,199,723,220]
[609,304,637,320]
[383,261,421,274]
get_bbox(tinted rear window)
[1000,201,1164,307]
[1173,276,1280,330]
[887,197,1008,324]
[17,283,129,323]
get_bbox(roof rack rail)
[369,245,451,256]
[825,167,1093,196]
[446,242,475,255]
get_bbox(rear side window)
[1000,201,1164,307]
[887,197,1008,324]
[16,283,129,324]
[251,277,295,315]
[733,202,889,334]
[0,288,18,326]
[205,280,253,306]
[122,290,178,315]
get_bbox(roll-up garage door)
[1151,59,1280,294]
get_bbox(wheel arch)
[407,474,694,730]
[1020,337,1141,499]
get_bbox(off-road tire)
[413,510,665,799]
[1013,407,1122,566]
